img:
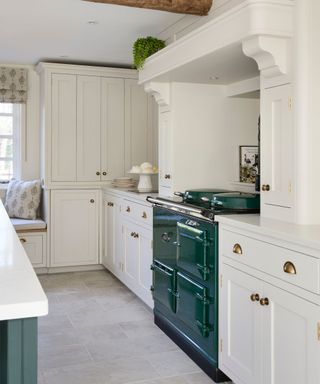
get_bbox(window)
[0,103,21,182]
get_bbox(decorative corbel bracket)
[144,82,170,108]
[242,35,289,79]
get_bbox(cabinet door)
[51,190,99,266]
[102,195,121,274]
[137,225,153,308]
[51,74,77,181]
[159,110,173,189]
[124,79,149,171]
[101,78,125,180]
[122,219,140,288]
[262,282,320,384]
[261,84,293,208]
[18,233,46,267]
[220,264,263,384]
[77,76,101,182]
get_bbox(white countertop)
[0,202,48,321]
[103,186,158,204]
[216,214,320,254]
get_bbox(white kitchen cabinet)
[158,109,173,193]
[121,218,153,308]
[261,83,294,216]
[18,232,47,268]
[77,76,101,182]
[220,265,262,384]
[51,74,77,182]
[51,190,100,267]
[101,77,125,181]
[219,223,320,384]
[102,194,122,275]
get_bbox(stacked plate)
[111,177,136,188]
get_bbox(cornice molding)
[144,82,170,107]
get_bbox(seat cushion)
[5,179,41,219]
[10,218,46,231]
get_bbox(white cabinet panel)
[159,110,173,190]
[137,225,153,307]
[263,282,320,384]
[122,219,140,288]
[102,195,122,274]
[51,74,77,181]
[101,78,125,180]
[77,76,101,182]
[261,84,293,208]
[220,264,263,384]
[18,233,46,267]
[51,190,99,267]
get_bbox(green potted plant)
[133,36,166,70]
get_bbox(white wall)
[158,0,246,44]
[171,83,259,192]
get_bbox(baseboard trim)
[35,264,105,274]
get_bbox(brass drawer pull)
[142,211,147,219]
[20,238,27,243]
[164,174,171,179]
[126,206,131,213]
[260,297,269,306]
[90,199,95,203]
[107,202,114,207]
[233,243,242,255]
[96,171,101,176]
[261,184,270,191]
[130,232,135,237]
[283,261,296,275]
[134,233,139,239]
[250,293,260,302]
[102,171,107,176]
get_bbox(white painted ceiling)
[0,0,183,66]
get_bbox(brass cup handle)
[250,293,260,302]
[261,184,270,191]
[107,202,114,207]
[260,297,269,306]
[126,206,131,213]
[134,233,139,238]
[20,238,27,243]
[130,232,135,237]
[283,261,297,275]
[233,243,243,255]
[90,199,95,203]
[96,171,101,176]
[102,171,107,176]
[164,174,171,179]
[142,212,147,219]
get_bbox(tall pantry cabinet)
[37,63,157,269]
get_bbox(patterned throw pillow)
[4,179,41,219]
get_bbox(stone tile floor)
[38,270,231,384]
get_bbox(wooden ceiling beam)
[83,0,213,16]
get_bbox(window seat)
[10,218,47,232]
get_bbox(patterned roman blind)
[0,67,28,103]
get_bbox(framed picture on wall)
[239,145,258,184]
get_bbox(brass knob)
[96,171,101,176]
[233,243,242,255]
[142,211,147,219]
[164,174,171,179]
[107,202,114,207]
[20,238,27,243]
[102,171,107,176]
[134,233,139,238]
[126,206,131,213]
[131,232,135,237]
[260,298,269,306]
[283,261,296,275]
[250,293,260,302]
[90,199,95,203]
[262,184,270,191]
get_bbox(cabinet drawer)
[121,200,152,227]
[221,230,320,294]
[18,233,46,267]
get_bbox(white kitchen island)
[0,201,48,384]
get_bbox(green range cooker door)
[176,221,214,281]
[151,262,176,313]
[176,272,214,338]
